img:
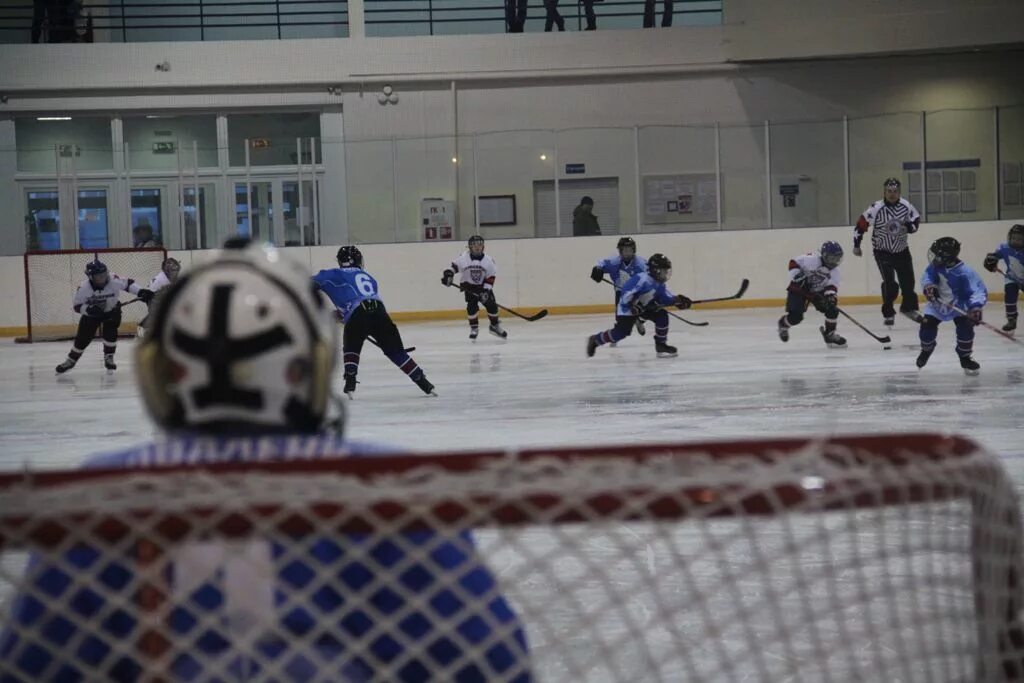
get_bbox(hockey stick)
[934,298,1024,347]
[795,288,892,345]
[444,282,548,322]
[689,279,750,306]
[601,279,708,327]
[366,336,417,354]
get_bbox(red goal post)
[17,247,168,343]
[0,433,1022,681]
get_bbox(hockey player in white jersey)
[3,238,532,682]
[441,234,507,339]
[55,259,154,373]
[778,241,847,349]
[136,256,181,339]
[917,236,987,375]
[591,236,648,338]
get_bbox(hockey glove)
[590,266,605,283]
[983,253,999,272]
[923,284,939,302]
[968,307,983,323]
[85,304,106,317]
[852,246,863,258]
[674,295,693,310]
[441,269,455,287]
[137,288,155,303]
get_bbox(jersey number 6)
[355,273,377,297]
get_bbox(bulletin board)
[642,173,718,225]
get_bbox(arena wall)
[0,220,1013,335]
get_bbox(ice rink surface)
[0,305,1020,473]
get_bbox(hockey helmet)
[85,259,109,287]
[820,241,844,269]
[883,177,902,203]
[647,253,672,283]
[1009,224,1024,251]
[617,237,637,259]
[336,245,364,269]
[162,257,181,281]
[468,235,485,256]
[928,237,961,268]
[136,238,339,434]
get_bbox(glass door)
[26,189,61,251]
[282,179,319,246]
[131,188,163,247]
[235,181,274,243]
[77,188,110,249]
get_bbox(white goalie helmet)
[136,240,338,433]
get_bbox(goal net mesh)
[0,434,1021,682]
[19,248,168,342]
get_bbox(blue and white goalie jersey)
[0,435,532,682]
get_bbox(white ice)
[1,307,1022,681]
[1,306,1020,472]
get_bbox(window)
[131,189,163,247]
[78,189,109,249]
[26,190,60,251]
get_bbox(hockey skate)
[55,358,76,374]
[635,319,646,336]
[819,327,847,349]
[104,354,117,372]
[586,335,599,357]
[343,375,357,399]
[902,310,924,324]
[1004,316,1018,334]
[777,317,789,343]
[883,317,895,327]
[655,341,678,358]
[415,375,437,397]
[469,326,479,340]
[959,355,980,376]
[489,323,508,339]
[916,348,933,369]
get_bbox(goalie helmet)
[928,236,961,268]
[162,257,181,281]
[820,241,844,269]
[136,240,338,434]
[336,245,364,269]
[1009,224,1024,251]
[647,253,672,283]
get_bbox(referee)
[853,178,923,326]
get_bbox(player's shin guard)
[343,351,360,378]
[387,350,425,383]
[954,317,975,358]
[1006,283,1019,331]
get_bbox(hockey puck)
[882,345,892,350]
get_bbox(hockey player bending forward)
[137,257,181,339]
[3,240,531,681]
[587,253,692,358]
[983,223,1024,334]
[917,237,987,375]
[778,241,847,349]
[55,259,154,373]
[442,234,507,339]
[314,245,436,398]
[591,236,648,337]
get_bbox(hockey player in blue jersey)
[0,239,530,682]
[917,236,988,375]
[314,245,436,398]
[591,236,648,338]
[586,253,692,358]
[982,223,1024,334]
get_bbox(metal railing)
[0,0,348,42]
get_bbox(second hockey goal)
[0,433,1021,681]
[17,247,168,342]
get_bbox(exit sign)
[250,138,271,149]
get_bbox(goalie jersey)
[0,435,532,682]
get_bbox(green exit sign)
[152,141,176,154]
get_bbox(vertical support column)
[193,140,201,249]
[176,142,185,248]
[347,0,365,37]
[553,131,561,238]
[920,111,928,223]
[216,114,231,246]
[296,137,304,246]
[318,111,347,245]
[714,122,722,230]
[245,139,253,241]
[451,80,459,236]
[843,115,851,226]
[633,125,642,234]
[70,149,80,248]
[311,137,321,245]
[994,106,1001,220]
[125,141,133,246]
[472,133,480,232]
[111,116,129,247]
[764,120,772,229]
[391,136,399,243]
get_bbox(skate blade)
[656,352,678,358]
[344,391,355,400]
[826,343,848,350]
[963,368,980,377]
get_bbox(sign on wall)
[421,198,455,241]
[642,173,717,225]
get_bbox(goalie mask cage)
[1,433,1022,682]
[17,248,168,343]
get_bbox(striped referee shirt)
[854,198,921,253]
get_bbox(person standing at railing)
[581,0,597,30]
[643,0,672,27]
[544,0,565,31]
[505,0,528,32]
[31,0,76,42]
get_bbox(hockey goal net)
[17,248,168,342]
[1,434,1022,681]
